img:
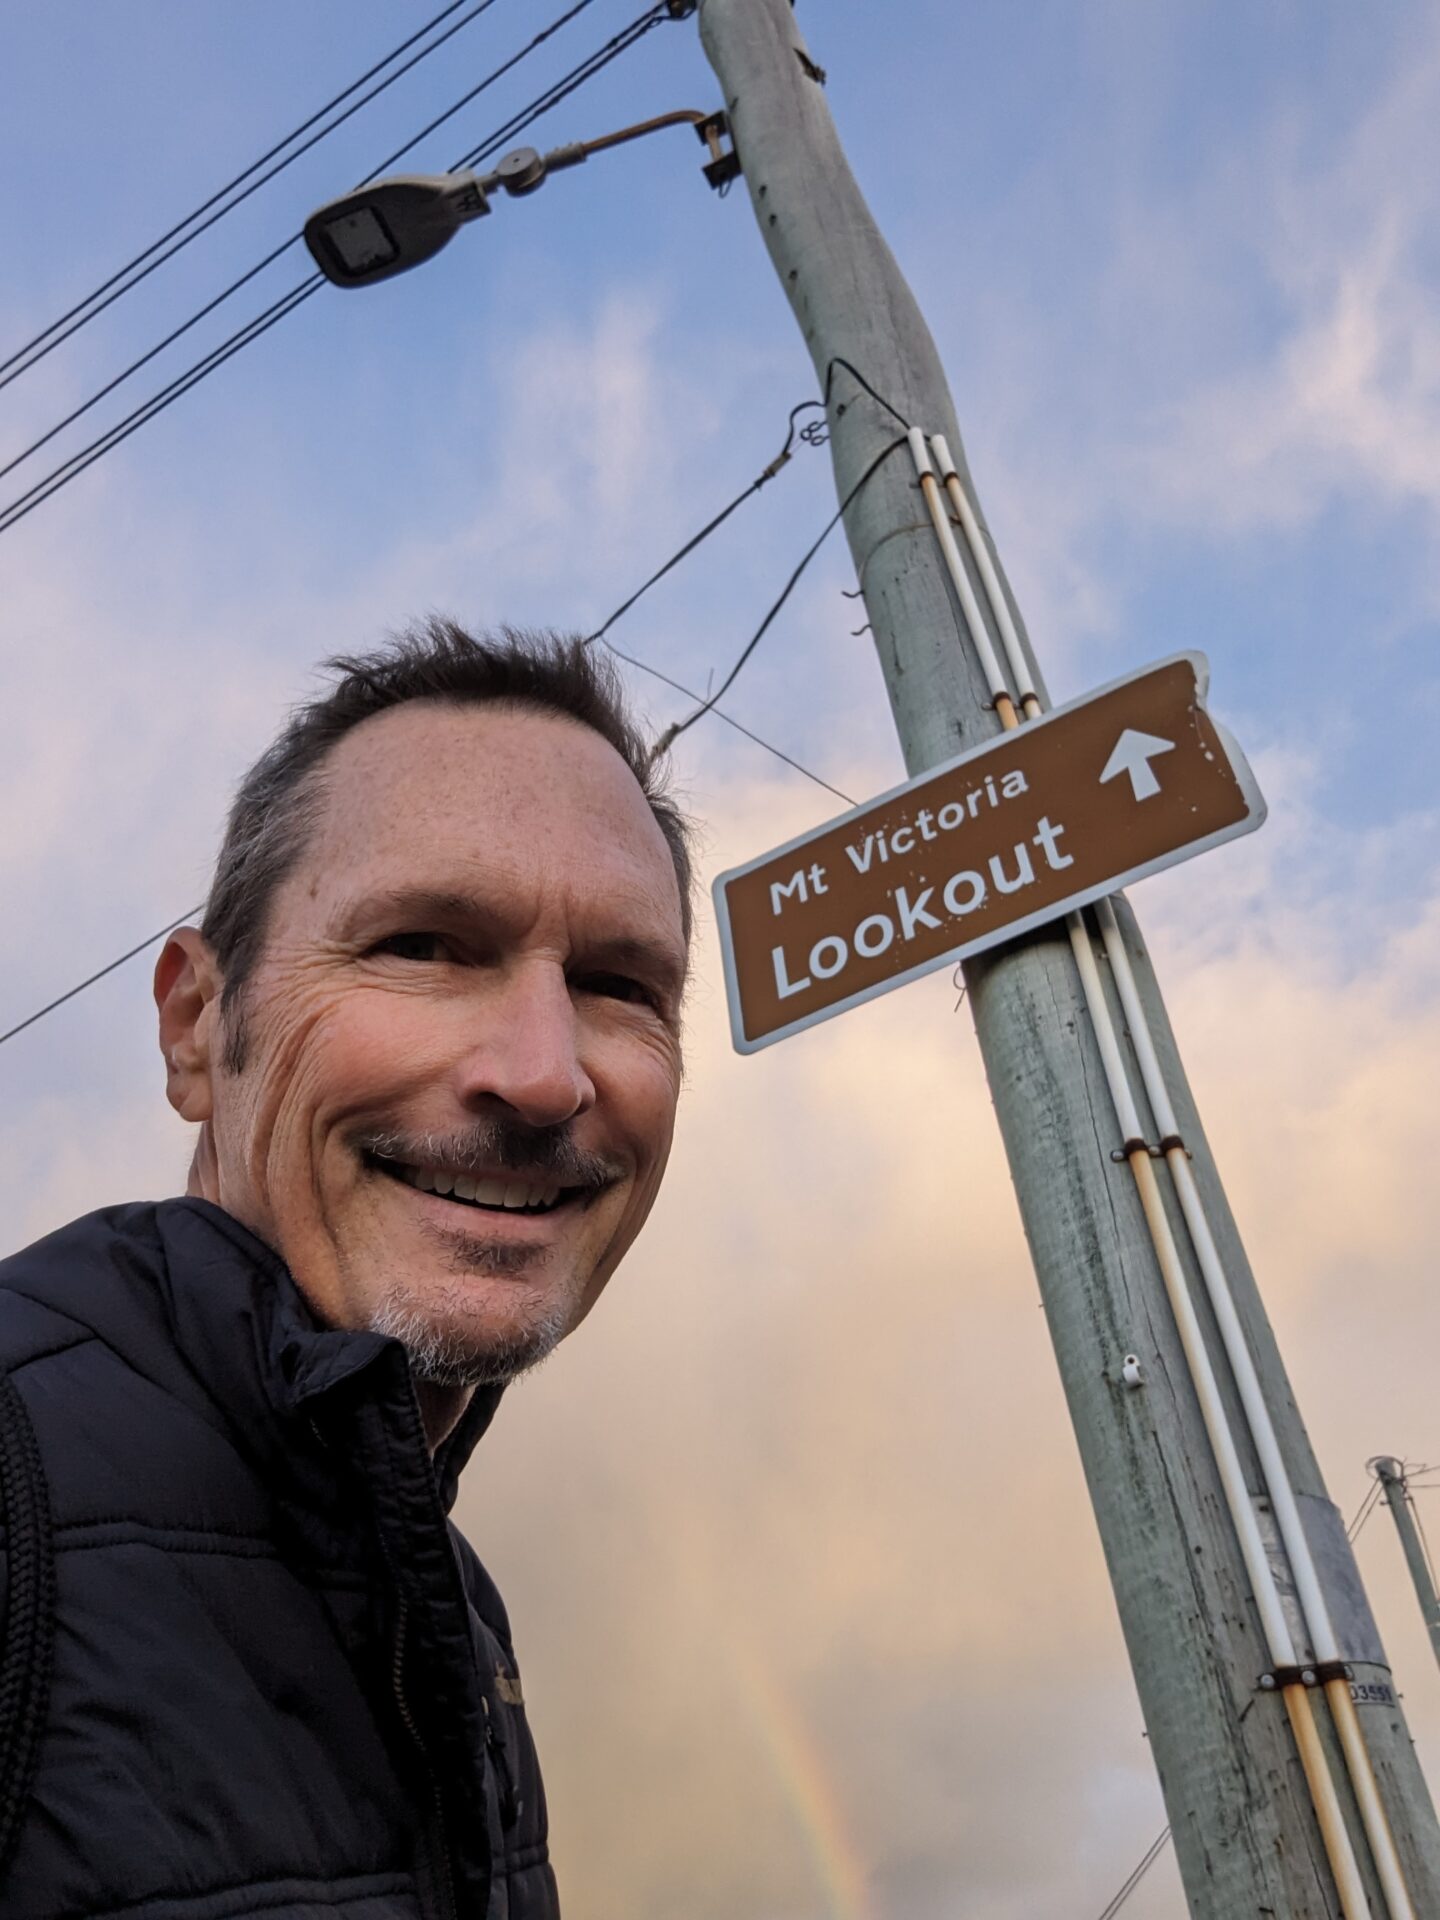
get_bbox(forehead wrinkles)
[286,703,685,939]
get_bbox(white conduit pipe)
[1090,894,1415,1920]
[1066,919,1371,1916]
[1093,885,1350,1661]
[915,432,1383,1916]
[1062,927,1322,1667]
[929,436,1037,711]
[906,429,1017,727]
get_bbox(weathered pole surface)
[1376,1460,1440,1673]
[696,2,1440,1911]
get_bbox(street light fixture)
[303,111,738,289]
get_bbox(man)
[0,621,692,1917]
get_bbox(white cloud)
[918,5,1440,682]
[1145,207,1440,537]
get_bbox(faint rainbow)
[730,1643,874,1920]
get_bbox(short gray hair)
[202,620,694,1070]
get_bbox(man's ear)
[154,928,223,1123]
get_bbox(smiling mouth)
[368,1154,588,1217]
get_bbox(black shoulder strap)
[0,1368,55,1882]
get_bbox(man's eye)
[371,931,451,963]
[576,972,658,1009]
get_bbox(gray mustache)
[359,1120,621,1190]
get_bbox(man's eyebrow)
[357,886,481,926]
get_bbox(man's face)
[166,701,686,1382]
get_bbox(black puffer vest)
[0,1198,560,1919]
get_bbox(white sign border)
[712,651,1266,1054]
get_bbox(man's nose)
[453,961,596,1128]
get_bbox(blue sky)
[3,5,1439,1916]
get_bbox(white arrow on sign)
[1100,728,1176,802]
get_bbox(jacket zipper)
[392,1595,461,1920]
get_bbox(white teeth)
[390,1160,571,1211]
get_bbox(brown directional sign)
[714,652,1264,1052]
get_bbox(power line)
[0,389,856,1049]
[0,237,316,491]
[823,355,911,429]
[0,277,327,534]
[651,434,909,755]
[453,3,671,169]
[0,659,845,1052]
[0,0,560,484]
[578,396,856,801]
[1091,1827,1172,1920]
[0,0,507,394]
[581,400,826,651]
[0,0,666,537]
[601,641,854,805]
[0,0,605,496]
[0,908,203,1050]
[1349,1479,1385,1543]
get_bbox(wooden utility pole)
[696,2,1440,1911]
[1375,1459,1440,1673]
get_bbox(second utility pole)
[697,2,1440,1912]
[1375,1459,1440,1672]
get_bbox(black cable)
[823,356,911,429]
[0,234,307,488]
[1091,1827,1172,1920]
[0,0,663,537]
[453,3,669,167]
[0,389,851,1047]
[0,0,505,393]
[0,645,849,1049]
[652,434,909,754]
[602,639,854,805]
[0,0,608,495]
[1349,1479,1385,1542]
[0,908,203,1050]
[581,401,825,652]
[0,276,326,535]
